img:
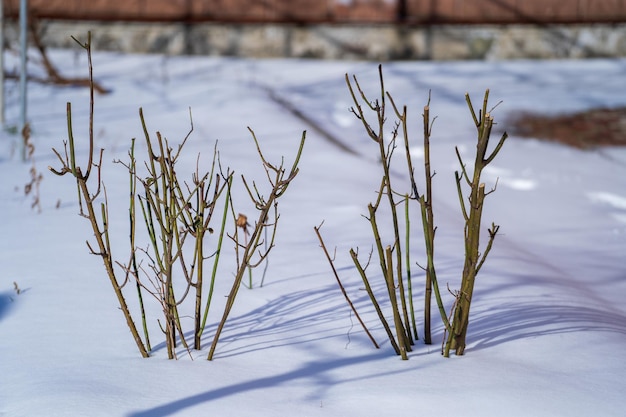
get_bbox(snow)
[1,48,625,417]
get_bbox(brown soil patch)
[508,107,626,149]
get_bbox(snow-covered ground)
[1,48,625,416]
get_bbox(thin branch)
[315,224,379,349]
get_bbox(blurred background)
[2,0,626,60]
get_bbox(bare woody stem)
[49,32,149,358]
[350,248,401,355]
[207,129,305,360]
[444,90,507,357]
[314,224,379,349]
[199,172,233,344]
[345,66,419,357]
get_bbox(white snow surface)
[1,49,625,417]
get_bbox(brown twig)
[207,129,306,360]
[314,223,379,349]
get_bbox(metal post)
[19,0,28,161]
[0,0,4,125]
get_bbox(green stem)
[128,138,151,351]
[404,196,418,340]
[385,245,408,360]
[200,174,232,339]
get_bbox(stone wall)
[6,20,626,60]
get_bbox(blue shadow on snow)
[126,351,408,417]
[0,291,16,321]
